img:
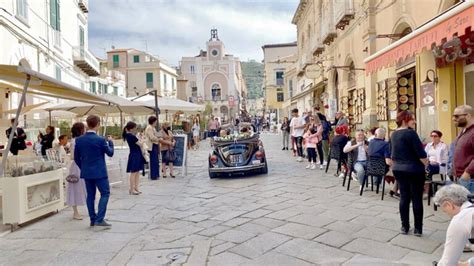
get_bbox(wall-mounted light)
[422,69,438,84]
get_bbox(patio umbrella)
[46,95,155,116]
[132,95,205,113]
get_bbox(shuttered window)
[50,0,60,31]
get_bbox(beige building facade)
[106,49,177,98]
[292,0,464,142]
[179,29,246,121]
[262,42,297,122]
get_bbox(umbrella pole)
[120,111,123,131]
[103,113,109,137]
[154,90,160,129]
[48,110,52,125]
[1,75,31,176]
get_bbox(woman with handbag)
[159,122,176,178]
[66,122,87,220]
[145,116,162,180]
[123,121,146,195]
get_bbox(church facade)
[180,29,246,121]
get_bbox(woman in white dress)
[192,117,200,150]
[66,122,87,220]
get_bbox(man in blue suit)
[74,115,114,228]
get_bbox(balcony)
[312,41,325,56]
[321,1,337,45]
[334,0,354,30]
[73,46,100,76]
[78,0,89,13]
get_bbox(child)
[304,126,319,170]
[54,134,68,163]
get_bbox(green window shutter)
[113,55,119,68]
[56,0,60,31]
[146,73,153,88]
[50,0,57,29]
[50,0,60,31]
[133,55,139,63]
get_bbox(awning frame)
[364,1,474,74]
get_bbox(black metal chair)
[325,146,346,178]
[366,156,389,195]
[345,157,371,195]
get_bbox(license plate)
[230,155,243,163]
[252,160,261,165]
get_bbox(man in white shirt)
[343,130,369,191]
[433,184,474,266]
[289,108,306,162]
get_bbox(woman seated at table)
[424,130,448,180]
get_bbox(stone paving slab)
[0,134,455,265]
[228,231,291,259]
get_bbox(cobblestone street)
[0,134,468,265]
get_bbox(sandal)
[170,174,176,178]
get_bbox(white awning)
[0,64,119,105]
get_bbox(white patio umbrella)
[132,96,205,113]
[47,94,155,116]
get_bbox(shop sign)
[421,83,435,107]
[305,64,322,79]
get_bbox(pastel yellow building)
[291,0,467,143]
[262,42,297,122]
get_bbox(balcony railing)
[73,46,100,76]
[78,0,89,13]
[333,0,354,30]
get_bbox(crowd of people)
[283,104,473,264]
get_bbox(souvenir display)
[398,77,408,86]
[399,87,408,95]
[376,80,388,121]
[389,94,398,102]
[397,74,416,113]
[399,95,409,104]
[389,121,397,130]
[4,156,61,178]
[389,102,397,111]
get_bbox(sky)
[88,0,299,67]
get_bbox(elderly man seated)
[343,129,369,191]
[433,184,474,266]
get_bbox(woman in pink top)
[304,115,323,170]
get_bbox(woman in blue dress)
[123,121,145,195]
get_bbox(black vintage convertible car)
[208,131,268,178]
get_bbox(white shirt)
[438,202,474,266]
[289,116,305,137]
[344,141,367,161]
[425,142,448,174]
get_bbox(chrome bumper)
[209,163,266,173]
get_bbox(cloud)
[88,0,298,66]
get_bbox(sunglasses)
[453,113,467,118]
[430,135,439,138]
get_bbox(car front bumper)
[209,163,266,173]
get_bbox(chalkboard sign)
[171,134,187,168]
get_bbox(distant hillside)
[241,60,263,100]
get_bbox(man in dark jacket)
[5,118,27,155]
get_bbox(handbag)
[66,174,79,183]
[165,148,177,162]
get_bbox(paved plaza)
[0,134,469,265]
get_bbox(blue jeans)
[85,177,110,224]
[459,178,474,193]
[354,161,367,186]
